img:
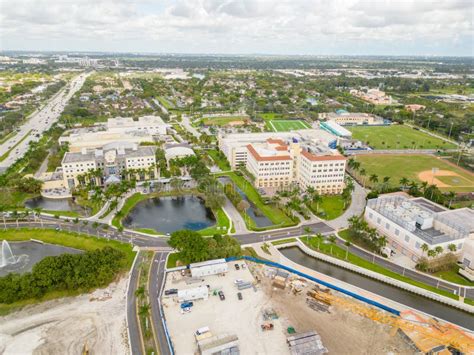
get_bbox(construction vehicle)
[261,323,274,331]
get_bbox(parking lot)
[162,261,289,355]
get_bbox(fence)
[225,255,401,316]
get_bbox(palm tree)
[304,226,312,244]
[344,240,351,260]
[446,191,456,208]
[316,232,324,250]
[447,244,457,253]
[369,174,378,186]
[399,177,409,191]
[420,181,428,193]
[427,249,436,258]
[311,193,322,214]
[135,286,145,298]
[382,176,391,192]
[139,303,150,317]
[434,246,443,256]
[359,168,366,187]
[421,243,429,256]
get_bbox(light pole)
[448,122,453,139]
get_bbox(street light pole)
[448,122,453,139]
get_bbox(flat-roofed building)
[61,143,156,188]
[245,138,346,193]
[319,112,384,126]
[365,195,473,262]
[219,129,337,169]
[246,139,295,189]
[107,115,168,135]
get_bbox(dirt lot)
[0,277,129,355]
[163,261,290,354]
[162,261,413,355]
[254,264,414,355]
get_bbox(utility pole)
[448,122,454,139]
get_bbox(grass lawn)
[432,266,474,287]
[198,207,230,236]
[202,116,249,126]
[348,125,456,150]
[0,228,136,315]
[166,252,180,268]
[207,149,231,170]
[157,96,175,110]
[302,236,463,301]
[269,119,311,132]
[271,238,297,246]
[218,172,295,230]
[355,154,474,192]
[309,195,347,220]
[259,112,284,120]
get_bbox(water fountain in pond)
[1,240,18,267]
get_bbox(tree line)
[0,247,125,304]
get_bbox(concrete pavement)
[127,251,145,355]
[327,181,367,230]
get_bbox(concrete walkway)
[222,196,248,234]
[327,181,367,231]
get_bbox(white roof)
[190,258,227,268]
[165,146,195,160]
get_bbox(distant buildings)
[405,104,426,112]
[61,143,156,188]
[350,88,393,105]
[365,195,474,262]
[319,112,384,126]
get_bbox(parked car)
[234,279,244,284]
[237,292,243,300]
[241,264,246,269]
[234,264,240,270]
[180,301,193,309]
[164,288,178,296]
[218,291,225,301]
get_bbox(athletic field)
[355,154,474,192]
[348,125,456,150]
[269,119,311,132]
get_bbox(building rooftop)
[63,145,155,164]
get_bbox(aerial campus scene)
[0,1,473,355]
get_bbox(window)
[404,235,410,243]
[395,229,399,236]
[415,242,420,249]
[385,223,390,230]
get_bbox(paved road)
[3,216,471,300]
[149,252,172,355]
[0,72,90,172]
[127,251,145,355]
[327,181,367,230]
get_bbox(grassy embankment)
[217,171,296,231]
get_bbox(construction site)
[161,259,474,354]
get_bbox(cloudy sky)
[0,0,472,56]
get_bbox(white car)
[234,279,244,284]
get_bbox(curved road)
[1,214,472,354]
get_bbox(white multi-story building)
[61,142,156,188]
[365,195,474,262]
[319,112,384,126]
[245,138,346,193]
[59,116,169,151]
[219,129,337,169]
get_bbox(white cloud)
[0,0,472,55]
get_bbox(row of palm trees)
[420,242,457,258]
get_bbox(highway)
[0,72,90,172]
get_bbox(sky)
[0,0,473,56]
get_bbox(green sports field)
[348,125,456,150]
[269,119,311,132]
[355,154,474,192]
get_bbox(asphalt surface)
[2,215,472,355]
[149,252,172,355]
[127,251,145,355]
[0,73,90,172]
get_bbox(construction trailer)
[287,331,328,355]
[190,259,228,278]
[178,285,209,302]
